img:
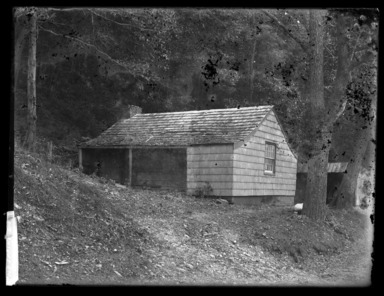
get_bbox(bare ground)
[13,148,374,286]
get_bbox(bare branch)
[350,30,362,62]
[45,7,89,12]
[353,46,370,54]
[43,20,72,27]
[45,7,159,32]
[324,44,336,59]
[38,25,158,81]
[87,9,157,32]
[335,99,347,121]
[262,9,309,54]
[351,50,375,69]
[38,26,124,67]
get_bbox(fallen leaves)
[14,146,373,286]
[55,260,69,265]
[41,260,52,267]
[113,270,123,277]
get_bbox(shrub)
[194,182,213,198]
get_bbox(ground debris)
[14,146,373,286]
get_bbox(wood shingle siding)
[232,189,296,196]
[187,181,233,189]
[232,110,297,197]
[187,145,234,196]
[187,153,234,162]
[233,175,296,184]
[187,168,233,175]
[187,174,233,182]
[188,160,234,168]
[188,145,234,154]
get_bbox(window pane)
[265,143,275,159]
[265,142,276,173]
[264,158,275,172]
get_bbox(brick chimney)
[123,105,142,119]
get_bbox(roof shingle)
[297,162,348,173]
[85,106,274,147]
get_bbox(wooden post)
[26,9,37,152]
[47,141,53,162]
[128,148,132,187]
[79,148,83,171]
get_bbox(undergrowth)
[13,143,371,284]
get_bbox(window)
[264,142,276,174]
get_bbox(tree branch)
[335,99,347,121]
[39,25,145,74]
[46,7,158,32]
[38,25,160,81]
[351,50,375,70]
[262,9,309,54]
[42,19,72,27]
[324,44,336,59]
[350,30,362,62]
[39,26,113,58]
[46,7,90,12]
[87,9,157,32]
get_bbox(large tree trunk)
[303,129,331,219]
[331,127,370,208]
[248,15,257,102]
[248,38,256,102]
[302,11,362,220]
[14,23,28,145]
[302,9,327,221]
[14,27,27,95]
[26,10,37,152]
[331,66,377,208]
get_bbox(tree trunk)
[248,15,257,102]
[304,146,329,219]
[26,10,37,152]
[302,9,327,221]
[14,27,27,96]
[307,10,326,111]
[249,38,257,102]
[331,67,377,208]
[325,13,351,118]
[331,127,370,208]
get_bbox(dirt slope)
[13,148,373,286]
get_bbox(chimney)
[123,105,142,119]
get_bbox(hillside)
[13,146,373,286]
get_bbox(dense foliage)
[14,8,378,166]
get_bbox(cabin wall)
[187,145,234,196]
[81,148,130,185]
[81,147,187,189]
[132,148,187,190]
[232,111,297,199]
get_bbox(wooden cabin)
[79,105,298,205]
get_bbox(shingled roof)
[84,105,275,147]
[297,162,349,173]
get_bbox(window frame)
[264,141,277,175]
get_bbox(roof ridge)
[135,105,274,116]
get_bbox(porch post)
[79,148,83,171]
[128,148,132,187]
